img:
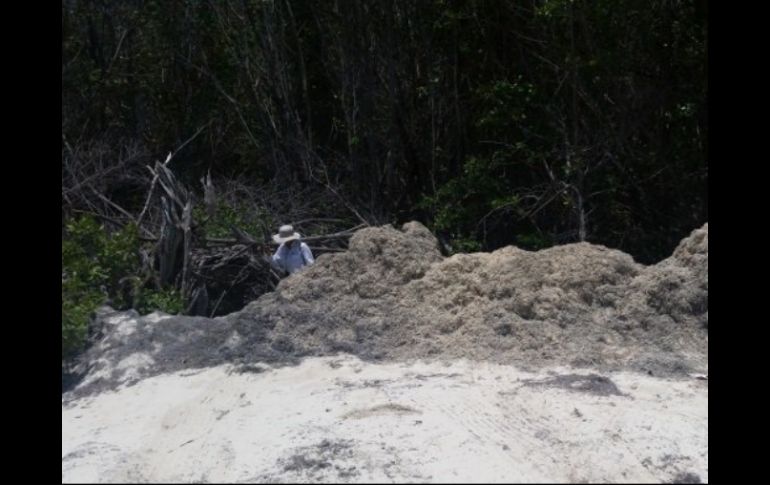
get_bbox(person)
[270,224,315,275]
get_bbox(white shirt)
[271,241,315,274]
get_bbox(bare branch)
[137,153,172,225]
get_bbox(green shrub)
[62,216,187,358]
[135,287,185,315]
[194,201,273,240]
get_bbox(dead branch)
[139,224,364,247]
[137,152,172,225]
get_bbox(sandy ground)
[62,355,707,483]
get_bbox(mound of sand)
[67,222,707,397]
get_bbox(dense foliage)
[62,0,707,353]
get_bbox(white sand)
[62,355,707,483]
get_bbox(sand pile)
[67,221,707,397]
